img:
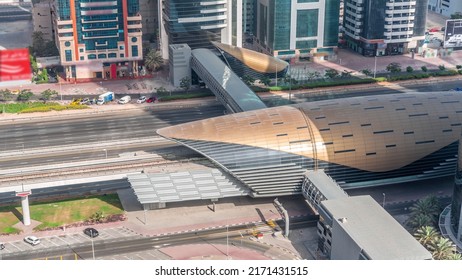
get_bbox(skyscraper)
[253,0,340,62]
[53,0,143,81]
[344,0,428,56]
[158,0,242,59]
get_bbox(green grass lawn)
[0,194,124,234]
[0,102,88,114]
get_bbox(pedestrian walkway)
[439,205,462,252]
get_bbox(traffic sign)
[15,190,31,197]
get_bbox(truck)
[96,92,114,105]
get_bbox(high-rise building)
[428,0,462,17]
[53,0,143,81]
[253,0,340,62]
[344,0,428,56]
[158,0,242,59]
[138,0,158,42]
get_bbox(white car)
[137,96,147,103]
[24,236,40,246]
[118,95,131,104]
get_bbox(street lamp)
[373,55,378,79]
[382,193,386,208]
[59,80,62,101]
[90,229,95,260]
[103,149,107,159]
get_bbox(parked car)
[137,96,147,103]
[146,97,157,103]
[24,236,40,246]
[0,242,4,250]
[429,27,440,32]
[118,95,131,104]
[84,228,99,238]
[80,98,90,105]
[71,98,82,106]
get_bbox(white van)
[118,95,131,104]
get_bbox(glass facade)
[413,0,428,36]
[163,0,226,49]
[323,0,340,47]
[362,0,386,39]
[273,0,291,50]
[296,9,318,38]
[296,39,317,49]
[451,140,462,235]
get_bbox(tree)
[429,236,455,260]
[242,75,255,86]
[406,66,414,73]
[0,89,13,101]
[260,76,271,86]
[438,64,446,71]
[386,62,401,73]
[447,253,462,260]
[17,89,34,102]
[156,86,169,97]
[324,69,339,79]
[179,76,191,92]
[40,89,58,102]
[144,49,163,72]
[361,69,372,77]
[414,226,439,249]
[408,213,434,231]
[421,66,428,72]
[341,70,353,78]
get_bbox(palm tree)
[429,236,455,260]
[446,253,462,260]
[144,49,163,72]
[408,213,434,231]
[414,226,439,249]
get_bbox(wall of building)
[330,218,363,260]
[53,0,143,80]
[32,2,53,41]
[254,0,339,60]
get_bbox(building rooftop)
[321,195,432,260]
[304,170,347,200]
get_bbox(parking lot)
[0,227,140,256]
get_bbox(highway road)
[1,218,316,260]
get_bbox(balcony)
[82,34,118,39]
[82,26,119,31]
[82,17,118,23]
[384,30,414,36]
[81,9,117,16]
[57,19,72,25]
[386,1,416,7]
[127,15,141,21]
[127,23,142,29]
[346,2,363,12]
[57,28,73,33]
[80,1,117,7]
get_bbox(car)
[146,97,157,103]
[24,236,40,246]
[118,95,131,104]
[137,96,147,103]
[0,242,4,250]
[84,228,99,238]
[80,98,90,105]
[71,98,82,106]
[429,27,440,33]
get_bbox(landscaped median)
[0,102,88,114]
[0,194,124,235]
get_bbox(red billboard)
[0,48,32,82]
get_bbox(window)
[131,45,138,57]
[296,9,318,38]
[65,50,72,61]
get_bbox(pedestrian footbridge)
[190,48,267,113]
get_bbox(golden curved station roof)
[158,92,462,173]
[212,41,289,74]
